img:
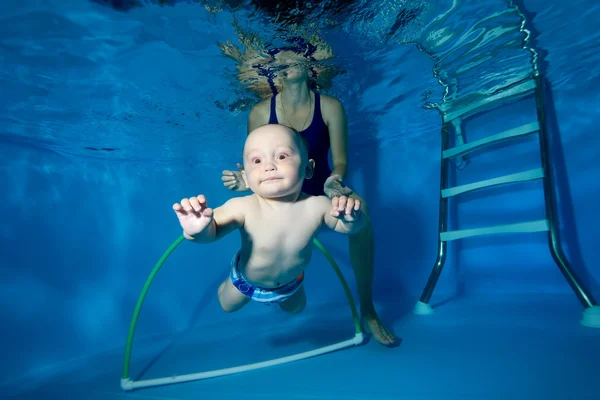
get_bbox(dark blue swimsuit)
[268,92,331,196]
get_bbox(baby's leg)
[218,278,251,312]
[279,285,306,314]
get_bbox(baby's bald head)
[244,124,309,161]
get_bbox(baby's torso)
[238,195,326,287]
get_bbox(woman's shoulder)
[249,96,273,120]
[318,93,343,108]
[316,93,345,119]
[251,96,272,109]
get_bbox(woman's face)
[275,51,310,83]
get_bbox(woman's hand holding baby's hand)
[330,195,362,223]
[173,195,214,238]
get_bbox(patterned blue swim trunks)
[229,250,305,304]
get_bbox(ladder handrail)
[417,74,597,311]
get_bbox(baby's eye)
[252,158,261,164]
[277,154,288,160]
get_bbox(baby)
[173,124,365,314]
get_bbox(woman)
[220,37,396,347]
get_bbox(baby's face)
[243,125,308,198]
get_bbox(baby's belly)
[240,245,312,288]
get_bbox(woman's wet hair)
[219,23,343,98]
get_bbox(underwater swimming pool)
[1,0,599,398]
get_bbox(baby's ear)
[305,159,315,179]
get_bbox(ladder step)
[441,168,544,198]
[440,220,549,241]
[441,78,536,122]
[443,121,540,159]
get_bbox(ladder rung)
[440,220,549,241]
[441,168,544,198]
[441,78,536,122]
[443,121,540,159]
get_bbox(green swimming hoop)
[121,235,364,391]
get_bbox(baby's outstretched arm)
[173,195,245,243]
[323,195,365,234]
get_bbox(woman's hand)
[324,174,353,199]
[221,163,249,192]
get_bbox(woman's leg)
[348,192,397,346]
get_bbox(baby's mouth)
[262,177,282,183]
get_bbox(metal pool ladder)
[412,73,600,328]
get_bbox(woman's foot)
[361,311,397,347]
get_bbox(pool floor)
[7,293,600,400]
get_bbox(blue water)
[1,0,599,399]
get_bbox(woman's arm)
[323,95,349,180]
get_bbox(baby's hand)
[329,195,362,223]
[173,195,214,238]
